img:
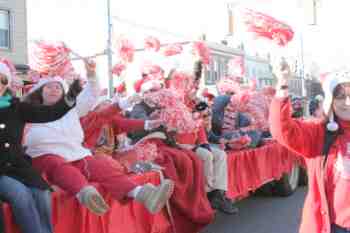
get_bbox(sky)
[26,0,350,80]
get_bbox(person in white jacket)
[23,60,174,215]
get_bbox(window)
[205,59,218,85]
[0,10,10,49]
[252,68,256,77]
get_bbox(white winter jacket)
[24,79,100,162]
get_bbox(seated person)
[0,60,78,233]
[128,80,214,233]
[210,93,263,150]
[23,60,174,216]
[81,96,164,172]
[132,80,235,215]
[181,101,238,215]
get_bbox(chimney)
[228,8,234,36]
[199,33,207,41]
[303,0,318,25]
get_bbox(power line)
[112,16,193,41]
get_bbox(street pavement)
[201,187,307,233]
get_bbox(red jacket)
[81,105,145,150]
[175,126,208,145]
[270,97,332,233]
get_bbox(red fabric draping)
[226,140,298,199]
[153,142,215,233]
[3,172,172,233]
[111,140,214,233]
[81,108,213,233]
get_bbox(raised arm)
[96,104,146,133]
[75,79,100,117]
[269,60,323,158]
[75,59,101,117]
[269,97,323,157]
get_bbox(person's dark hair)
[22,82,65,105]
[333,83,350,99]
[309,98,321,116]
[22,86,44,105]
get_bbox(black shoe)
[209,191,239,215]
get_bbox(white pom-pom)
[327,121,339,132]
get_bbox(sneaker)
[209,191,239,215]
[80,187,110,216]
[135,179,174,214]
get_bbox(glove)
[145,119,164,130]
[66,79,83,102]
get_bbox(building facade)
[0,0,27,64]
[244,55,275,88]
[204,42,275,90]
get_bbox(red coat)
[175,126,208,145]
[82,105,214,232]
[270,97,332,233]
[81,105,145,150]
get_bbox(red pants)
[32,155,137,201]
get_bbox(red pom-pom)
[144,36,161,52]
[112,62,126,77]
[192,41,211,65]
[162,43,183,56]
[115,82,126,93]
[116,37,135,63]
[242,8,294,46]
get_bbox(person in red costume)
[177,100,239,215]
[129,76,215,233]
[173,71,238,214]
[23,60,174,216]
[270,61,350,233]
[81,96,163,170]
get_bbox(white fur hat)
[322,68,350,131]
[27,76,69,95]
[0,62,12,84]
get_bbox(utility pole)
[107,0,114,97]
[310,0,318,26]
[300,32,307,98]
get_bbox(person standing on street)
[270,62,350,233]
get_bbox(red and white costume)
[24,77,138,201]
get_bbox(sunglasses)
[0,76,8,86]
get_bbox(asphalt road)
[201,187,307,233]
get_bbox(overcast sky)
[27,0,350,76]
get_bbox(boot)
[208,190,239,215]
[135,179,174,214]
[77,186,110,215]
